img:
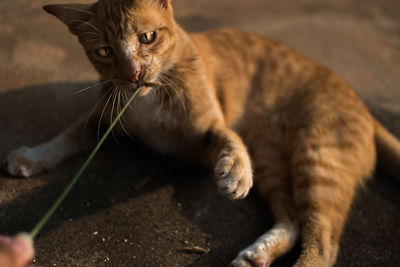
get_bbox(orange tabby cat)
[4,0,400,266]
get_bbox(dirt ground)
[1,0,400,266]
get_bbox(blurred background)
[1,0,399,266]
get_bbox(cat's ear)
[158,0,171,9]
[43,4,95,35]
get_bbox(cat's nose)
[125,62,142,83]
[130,67,141,83]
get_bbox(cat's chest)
[123,96,188,155]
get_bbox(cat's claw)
[3,146,47,178]
[215,150,253,199]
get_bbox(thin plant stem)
[30,87,141,239]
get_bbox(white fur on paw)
[230,244,271,267]
[215,150,253,199]
[3,146,48,177]
[230,223,297,267]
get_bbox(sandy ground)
[1,0,400,266]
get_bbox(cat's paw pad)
[215,150,253,199]
[3,147,47,177]
[230,247,271,267]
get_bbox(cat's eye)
[96,46,113,58]
[139,31,156,44]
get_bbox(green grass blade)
[30,87,142,239]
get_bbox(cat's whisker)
[97,88,114,142]
[158,78,166,108]
[173,85,188,118]
[74,80,111,94]
[69,19,103,34]
[109,88,120,144]
[156,76,168,107]
[157,76,174,108]
[79,31,103,37]
[166,88,174,108]
[160,69,190,94]
[153,88,158,101]
[123,91,136,112]
[158,73,188,117]
[117,91,136,142]
[161,69,189,87]
[84,38,107,44]
[160,76,176,106]
[83,86,113,146]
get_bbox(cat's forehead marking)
[96,0,166,38]
[121,38,139,55]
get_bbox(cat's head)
[44,0,177,92]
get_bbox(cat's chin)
[137,85,153,97]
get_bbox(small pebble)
[92,231,98,236]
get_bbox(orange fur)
[4,1,400,266]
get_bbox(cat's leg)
[230,149,299,267]
[207,126,253,199]
[290,165,365,267]
[290,171,358,267]
[290,125,376,267]
[3,114,98,177]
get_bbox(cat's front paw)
[3,147,48,178]
[215,150,253,199]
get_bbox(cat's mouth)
[133,70,163,96]
[111,70,162,96]
[136,70,163,88]
[140,81,163,88]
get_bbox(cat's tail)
[374,119,400,179]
